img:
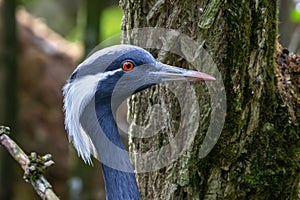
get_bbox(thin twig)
[0,126,60,200]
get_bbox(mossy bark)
[120,0,300,199]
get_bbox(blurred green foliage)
[100,6,122,41]
[290,9,300,22]
[22,0,122,44]
[67,5,122,44]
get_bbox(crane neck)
[93,96,140,200]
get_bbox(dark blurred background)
[0,0,299,199]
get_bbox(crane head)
[63,44,215,163]
[68,45,214,101]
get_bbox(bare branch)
[0,126,60,200]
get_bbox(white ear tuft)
[63,75,101,164]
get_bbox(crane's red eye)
[122,61,134,71]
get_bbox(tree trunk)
[83,0,102,54]
[120,0,299,199]
[0,0,18,199]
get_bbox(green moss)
[239,126,300,198]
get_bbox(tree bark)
[120,0,299,199]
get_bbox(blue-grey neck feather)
[96,98,140,200]
[101,164,140,200]
[98,113,139,199]
[79,90,140,200]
